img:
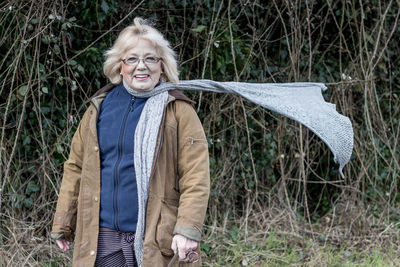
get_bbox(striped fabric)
[95,230,137,267]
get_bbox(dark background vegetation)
[0,0,399,265]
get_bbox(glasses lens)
[125,57,138,65]
[145,56,159,64]
[124,56,160,65]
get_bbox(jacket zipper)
[113,95,135,230]
[91,93,175,227]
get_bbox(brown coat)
[51,85,210,267]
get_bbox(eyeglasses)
[121,56,162,66]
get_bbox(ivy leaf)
[71,81,77,91]
[54,44,60,54]
[18,85,28,96]
[192,25,206,33]
[41,37,49,45]
[101,1,109,13]
[23,136,31,145]
[41,87,48,94]
[68,59,77,66]
[26,181,40,195]
[56,143,64,153]
[24,197,33,208]
[77,65,85,73]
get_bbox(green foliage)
[0,0,399,265]
[201,226,400,266]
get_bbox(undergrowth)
[0,0,399,266]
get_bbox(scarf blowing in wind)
[123,79,353,266]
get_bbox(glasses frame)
[121,56,162,66]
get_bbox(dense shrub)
[0,0,399,265]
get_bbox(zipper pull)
[130,96,135,112]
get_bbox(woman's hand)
[171,234,198,261]
[56,239,70,251]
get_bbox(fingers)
[56,239,66,250]
[177,242,186,260]
[186,239,198,251]
[171,236,177,253]
[171,234,198,261]
[56,239,70,251]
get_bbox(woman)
[51,17,210,267]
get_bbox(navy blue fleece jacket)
[97,83,148,232]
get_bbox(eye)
[126,57,138,64]
[145,56,158,63]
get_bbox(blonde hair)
[103,18,179,84]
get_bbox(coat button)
[94,146,99,152]
[145,248,150,253]
[94,196,98,202]
[90,250,95,255]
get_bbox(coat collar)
[89,83,195,112]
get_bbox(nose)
[136,59,147,70]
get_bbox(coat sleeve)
[173,101,210,242]
[51,110,88,240]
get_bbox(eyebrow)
[126,52,158,57]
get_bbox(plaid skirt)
[95,229,137,267]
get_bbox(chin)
[133,85,154,92]
[129,78,156,92]
[135,88,153,92]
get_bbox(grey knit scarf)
[131,90,168,266]
[124,79,353,266]
[125,79,353,174]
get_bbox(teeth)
[135,74,149,78]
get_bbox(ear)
[119,61,125,77]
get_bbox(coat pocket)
[156,198,179,256]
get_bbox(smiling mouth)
[134,74,150,81]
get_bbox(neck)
[122,79,167,98]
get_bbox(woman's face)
[120,38,162,92]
